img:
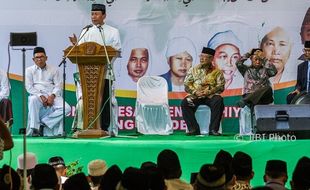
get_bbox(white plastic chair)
[239,106,254,136]
[135,76,173,135]
[186,105,222,135]
[195,105,211,135]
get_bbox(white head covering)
[115,37,151,90]
[122,37,151,72]
[88,159,108,177]
[165,36,197,64]
[207,30,242,52]
[116,37,151,79]
[17,152,38,170]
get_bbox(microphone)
[83,24,93,29]
[96,24,103,32]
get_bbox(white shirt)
[25,64,62,97]
[165,179,194,190]
[172,83,185,92]
[0,70,10,100]
[78,24,121,51]
[78,23,121,80]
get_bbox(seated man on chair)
[287,41,310,104]
[236,48,277,109]
[25,47,71,137]
[0,69,13,126]
[181,47,225,136]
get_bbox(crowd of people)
[0,148,309,190]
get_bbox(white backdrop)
[1,0,308,86]
[1,0,309,131]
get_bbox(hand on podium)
[288,89,300,95]
[69,34,77,45]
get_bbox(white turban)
[119,37,151,74]
[122,37,150,64]
[17,152,38,170]
[88,159,108,177]
[165,36,197,64]
[207,30,242,51]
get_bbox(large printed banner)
[0,0,309,133]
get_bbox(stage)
[2,131,310,188]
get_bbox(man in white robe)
[26,47,71,137]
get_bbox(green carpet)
[1,132,310,188]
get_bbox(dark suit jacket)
[296,60,309,92]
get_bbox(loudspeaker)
[10,32,37,46]
[254,104,310,132]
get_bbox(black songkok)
[33,46,46,55]
[92,4,106,14]
[201,47,215,56]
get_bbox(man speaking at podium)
[75,4,121,50]
[69,3,121,132]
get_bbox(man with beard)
[181,47,225,136]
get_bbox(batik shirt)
[184,63,225,99]
[232,180,251,190]
[236,58,277,94]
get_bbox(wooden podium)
[64,42,119,138]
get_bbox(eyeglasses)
[33,56,46,60]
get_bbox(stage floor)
[2,131,310,188]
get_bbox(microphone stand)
[50,27,91,138]
[11,46,34,188]
[96,26,135,139]
[56,56,67,138]
[97,25,117,137]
